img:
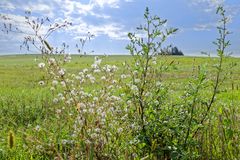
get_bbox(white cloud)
[23,2,55,18]
[91,0,120,8]
[0,0,16,11]
[193,23,215,31]
[0,13,51,45]
[68,17,128,40]
[0,0,132,51]
[191,0,225,12]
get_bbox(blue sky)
[0,0,239,56]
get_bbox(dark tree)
[159,45,184,56]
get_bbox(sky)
[0,0,239,56]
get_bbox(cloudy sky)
[0,0,239,56]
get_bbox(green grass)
[0,54,240,159]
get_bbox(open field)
[0,55,240,159]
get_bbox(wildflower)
[36,145,43,150]
[35,125,41,131]
[89,108,94,113]
[56,109,62,114]
[156,81,162,87]
[89,77,95,83]
[154,100,159,105]
[38,62,45,69]
[91,63,98,69]
[95,128,101,133]
[52,80,58,86]
[112,65,118,71]
[58,68,65,76]
[94,69,101,73]
[76,103,86,111]
[85,139,91,145]
[78,72,84,76]
[101,76,106,81]
[83,68,88,73]
[134,79,141,83]
[112,80,117,84]
[120,74,127,79]
[90,133,98,139]
[64,55,71,62]
[133,70,138,75]
[48,58,56,65]
[60,81,66,87]
[94,56,102,65]
[145,92,152,97]
[152,56,157,65]
[38,81,45,86]
[93,97,98,101]
[117,128,123,133]
[53,98,58,104]
[130,85,138,94]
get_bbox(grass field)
[0,54,240,159]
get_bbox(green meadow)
[0,54,240,159]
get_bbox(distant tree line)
[159,45,184,56]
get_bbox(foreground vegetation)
[0,54,240,159]
[1,5,240,160]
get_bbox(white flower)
[85,139,91,145]
[156,81,162,87]
[95,128,101,133]
[93,69,101,73]
[112,65,118,71]
[145,92,152,97]
[58,68,65,76]
[93,97,98,101]
[56,109,62,114]
[130,85,138,94]
[64,55,71,62]
[152,56,157,64]
[133,70,138,75]
[52,80,58,86]
[53,98,58,104]
[38,81,45,86]
[112,80,117,84]
[135,79,141,83]
[154,100,159,105]
[38,62,45,69]
[35,125,41,131]
[90,133,98,139]
[117,128,123,133]
[48,58,56,65]
[91,63,98,69]
[120,74,127,79]
[71,90,77,96]
[94,56,102,65]
[60,81,66,87]
[83,68,88,73]
[89,76,95,83]
[101,76,106,81]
